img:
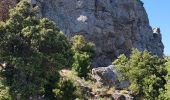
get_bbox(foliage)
[0,1,71,99]
[113,49,167,99]
[165,58,170,97]
[71,35,95,78]
[0,79,11,100]
[72,52,91,78]
[161,58,170,100]
[71,35,95,56]
[53,79,78,100]
[43,72,60,100]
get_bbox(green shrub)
[71,35,95,78]
[71,35,95,56]
[113,49,167,99]
[0,1,71,99]
[53,79,78,100]
[72,52,91,78]
[0,79,11,100]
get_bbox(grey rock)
[113,90,133,100]
[117,81,130,89]
[92,65,117,86]
[153,27,161,34]
[29,0,164,67]
[92,65,130,89]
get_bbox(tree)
[113,49,167,99]
[72,52,91,78]
[71,35,95,78]
[161,57,170,100]
[0,1,71,99]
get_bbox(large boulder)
[92,65,130,89]
[29,0,164,67]
[92,65,117,86]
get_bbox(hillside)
[0,1,169,100]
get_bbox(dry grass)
[60,69,116,98]
[60,69,132,99]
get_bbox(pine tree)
[71,35,95,78]
[0,1,71,99]
[113,49,167,99]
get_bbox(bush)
[53,79,78,100]
[0,79,11,100]
[71,35,95,78]
[113,49,167,99]
[0,1,71,99]
[71,35,95,56]
[72,52,91,78]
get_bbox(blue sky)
[142,0,170,56]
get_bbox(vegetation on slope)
[71,35,95,79]
[113,49,167,99]
[0,1,71,99]
[0,0,170,100]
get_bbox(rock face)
[0,0,16,21]
[30,0,164,67]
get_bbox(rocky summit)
[30,0,164,67]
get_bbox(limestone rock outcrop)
[92,65,130,89]
[92,65,117,86]
[29,0,164,67]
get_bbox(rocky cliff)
[0,0,16,21]
[30,0,164,67]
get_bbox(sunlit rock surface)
[30,0,164,67]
